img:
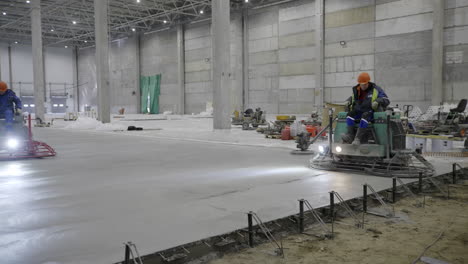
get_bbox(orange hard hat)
[0,81,7,92]
[357,72,371,84]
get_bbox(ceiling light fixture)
[163,20,167,24]
[199,10,204,14]
[132,28,136,32]
[26,0,30,3]
[2,12,6,16]
[72,21,77,25]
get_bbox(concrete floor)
[0,127,460,264]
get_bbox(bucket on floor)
[281,126,291,140]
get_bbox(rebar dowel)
[248,212,254,247]
[303,200,331,235]
[419,172,423,192]
[299,199,304,233]
[363,184,367,212]
[367,184,395,217]
[452,163,457,184]
[333,191,363,227]
[329,191,335,219]
[250,212,284,255]
[392,177,397,203]
[396,177,418,200]
[386,115,391,159]
[328,108,333,157]
[124,244,130,264]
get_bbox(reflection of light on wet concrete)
[0,163,27,177]
[239,166,310,178]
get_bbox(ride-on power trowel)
[310,109,435,178]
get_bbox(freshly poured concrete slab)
[0,127,463,264]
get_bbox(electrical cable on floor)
[411,218,456,264]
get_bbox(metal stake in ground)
[329,191,335,219]
[392,177,397,203]
[452,163,457,184]
[124,244,130,264]
[363,184,367,213]
[419,172,423,192]
[248,212,254,247]
[299,199,304,233]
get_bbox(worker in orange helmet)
[341,72,390,145]
[0,81,22,131]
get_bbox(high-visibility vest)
[351,86,379,110]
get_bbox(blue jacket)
[350,82,389,113]
[0,90,22,115]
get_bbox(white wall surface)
[0,42,75,111]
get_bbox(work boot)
[352,128,369,145]
[341,126,356,144]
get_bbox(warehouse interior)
[0,0,467,264]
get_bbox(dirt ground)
[209,180,468,264]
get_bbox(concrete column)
[212,0,231,129]
[177,24,185,115]
[7,45,13,91]
[43,53,51,113]
[432,0,444,105]
[0,47,2,81]
[242,9,249,110]
[314,0,325,109]
[31,0,46,122]
[136,35,141,114]
[94,0,111,123]
[72,47,79,112]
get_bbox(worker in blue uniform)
[0,81,22,132]
[342,73,390,145]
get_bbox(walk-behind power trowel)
[0,111,56,160]
[310,109,435,178]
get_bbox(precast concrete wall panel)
[279,75,316,89]
[375,13,433,37]
[279,61,316,76]
[325,6,375,28]
[279,17,315,36]
[278,46,316,62]
[184,24,213,114]
[249,24,278,40]
[325,39,375,57]
[248,38,279,53]
[325,22,375,44]
[444,26,468,45]
[279,3,315,21]
[375,31,433,53]
[444,2,468,103]
[376,0,433,20]
[249,51,279,65]
[445,6,468,27]
[278,32,315,49]
[446,0,468,9]
[325,0,375,13]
